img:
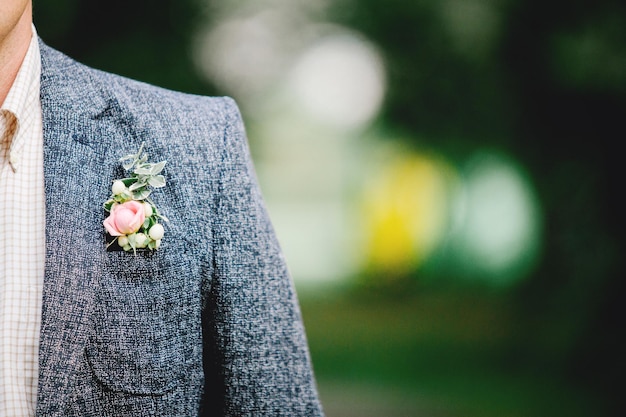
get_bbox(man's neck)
[0,8,33,107]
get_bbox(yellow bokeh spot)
[361,152,453,276]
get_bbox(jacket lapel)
[36,40,132,414]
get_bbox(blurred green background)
[34,0,624,416]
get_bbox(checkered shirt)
[0,28,45,417]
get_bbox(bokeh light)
[437,0,504,61]
[358,145,543,289]
[193,10,298,106]
[286,31,386,131]
[446,150,543,286]
[360,147,454,278]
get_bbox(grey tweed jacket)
[36,40,324,416]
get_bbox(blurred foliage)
[330,1,625,414]
[34,0,625,415]
[34,0,212,94]
[300,290,608,417]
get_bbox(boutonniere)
[103,142,169,253]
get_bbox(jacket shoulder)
[39,39,241,128]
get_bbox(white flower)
[134,233,149,248]
[148,223,164,240]
[118,236,129,247]
[143,202,153,217]
[112,180,127,196]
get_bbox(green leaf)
[129,180,147,191]
[148,175,166,188]
[134,166,153,175]
[103,200,114,211]
[121,158,135,170]
[113,194,129,203]
[143,216,156,230]
[133,188,152,200]
[150,161,167,175]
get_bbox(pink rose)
[103,201,146,236]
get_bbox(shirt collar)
[1,24,41,172]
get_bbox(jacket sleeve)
[200,98,324,416]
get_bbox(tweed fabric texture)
[0,30,44,416]
[35,40,324,416]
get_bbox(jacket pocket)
[85,249,199,395]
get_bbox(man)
[0,1,324,415]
